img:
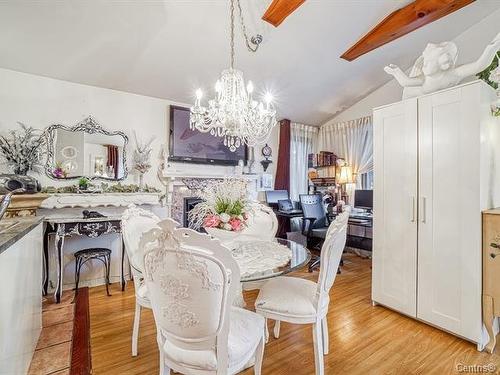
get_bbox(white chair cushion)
[162,307,264,371]
[255,276,326,318]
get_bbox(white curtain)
[317,116,373,188]
[290,122,318,201]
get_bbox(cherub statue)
[385,32,500,99]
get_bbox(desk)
[347,215,372,251]
[273,210,303,238]
[43,216,125,303]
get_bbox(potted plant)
[188,178,251,247]
[78,177,89,191]
[477,50,500,116]
[0,123,45,175]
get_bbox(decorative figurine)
[82,210,106,219]
[384,32,500,99]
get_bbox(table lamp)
[337,164,354,205]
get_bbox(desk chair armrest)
[301,217,317,238]
[325,213,331,225]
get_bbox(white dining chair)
[121,204,161,356]
[142,218,266,375]
[238,202,279,292]
[239,202,278,241]
[254,209,350,375]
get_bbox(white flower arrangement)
[0,123,45,175]
[188,178,251,232]
[132,131,155,189]
[132,131,154,174]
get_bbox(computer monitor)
[354,190,373,210]
[265,190,289,207]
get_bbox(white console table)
[41,192,161,209]
[39,192,162,299]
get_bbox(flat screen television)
[169,105,247,165]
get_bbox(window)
[360,170,373,190]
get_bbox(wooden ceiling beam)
[262,0,306,27]
[340,0,475,61]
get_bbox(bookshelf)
[308,151,336,168]
[308,151,338,188]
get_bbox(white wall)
[0,67,281,290]
[322,8,500,125]
[0,68,279,189]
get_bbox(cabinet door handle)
[421,196,427,223]
[410,196,416,222]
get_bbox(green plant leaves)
[477,50,500,90]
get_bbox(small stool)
[74,248,112,296]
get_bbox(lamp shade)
[338,165,353,184]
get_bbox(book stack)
[308,151,337,168]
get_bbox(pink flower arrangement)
[228,217,244,232]
[202,213,247,232]
[52,162,68,178]
[203,214,221,228]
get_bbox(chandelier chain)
[235,0,261,53]
[190,0,276,152]
[230,0,235,69]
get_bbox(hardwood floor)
[89,254,500,374]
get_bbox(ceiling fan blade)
[340,0,475,61]
[262,0,305,27]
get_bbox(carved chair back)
[122,204,160,275]
[315,208,350,310]
[142,218,240,371]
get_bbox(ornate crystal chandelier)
[190,0,277,152]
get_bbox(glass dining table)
[131,237,311,284]
[233,238,311,283]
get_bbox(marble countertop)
[0,216,44,255]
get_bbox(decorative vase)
[13,165,29,175]
[139,172,145,191]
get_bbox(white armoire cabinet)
[372,80,500,349]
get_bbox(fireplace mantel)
[162,173,260,223]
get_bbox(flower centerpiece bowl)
[204,227,243,248]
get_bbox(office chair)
[299,194,331,271]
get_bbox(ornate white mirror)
[45,116,128,181]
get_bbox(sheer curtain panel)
[290,123,318,201]
[317,116,373,188]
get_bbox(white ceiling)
[0,0,498,125]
